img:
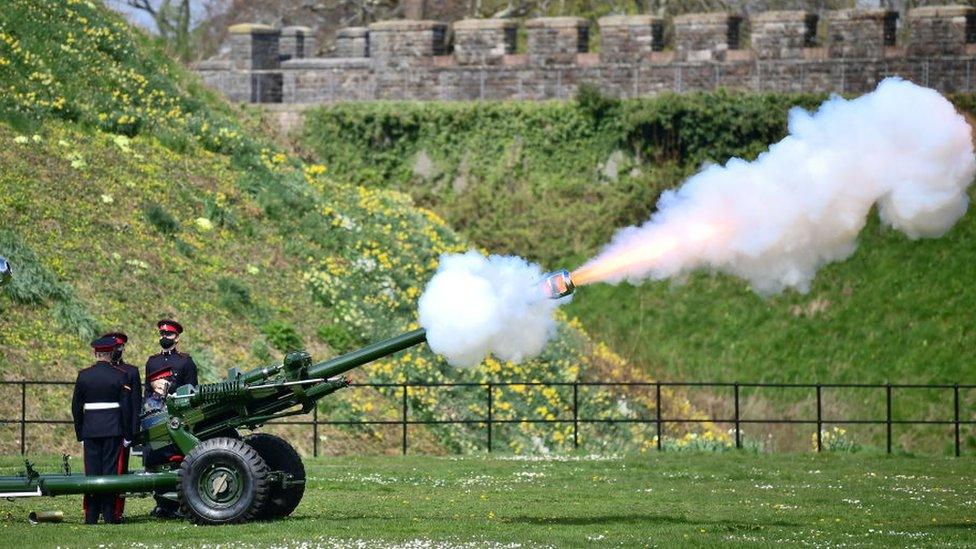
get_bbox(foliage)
[216,276,252,316]
[260,320,303,352]
[301,90,826,267]
[316,323,362,354]
[143,202,179,234]
[813,426,860,453]
[0,229,97,338]
[3,453,976,546]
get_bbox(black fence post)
[954,384,961,458]
[655,381,662,451]
[486,383,493,453]
[572,382,579,449]
[815,384,822,453]
[886,383,892,455]
[733,382,741,449]
[20,381,26,456]
[312,406,319,458]
[401,384,408,456]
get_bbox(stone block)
[908,5,975,57]
[280,26,314,60]
[228,23,281,70]
[750,11,818,60]
[598,15,664,63]
[826,9,898,58]
[368,20,448,68]
[674,12,742,62]
[526,17,589,66]
[453,18,517,65]
[335,27,370,58]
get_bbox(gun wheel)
[177,437,269,525]
[245,433,306,519]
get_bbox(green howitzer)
[0,328,428,525]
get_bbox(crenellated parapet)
[453,18,517,65]
[598,15,664,63]
[907,5,976,57]
[193,5,976,104]
[525,17,590,65]
[674,12,742,62]
[368,19,448,66]
[335,27,370,58]
[826,8,898,59]
[280,26,315,61]
[750,11,818,60]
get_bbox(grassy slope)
[2,453,975,547]
[301,96,976,423]
[0,1,719,456]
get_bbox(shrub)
[250,339,271,362]
[216,277,252,316]
[316,323,362,354]
[575,82,619,121]
[144,203,179,234]
[260,320,303,352]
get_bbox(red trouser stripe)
[114,442,125,521]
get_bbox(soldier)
[144,319,197,397]
[101,331,141,522]
[71,336,133,524]
[144,319,197,518]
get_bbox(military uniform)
[103,332,142,438]
[102,332,141,522]
[144,320,197,397]
[144,349,197,394]
[144,319,196,518]
[71,337,133,525]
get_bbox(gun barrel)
[307,328,427,380]
[0,471,179,497]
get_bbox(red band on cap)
[115,337,125,345]
[93,344,116,352]
[148,368,173,382]
[159,324,179,333]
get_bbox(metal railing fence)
[2,380,973,457]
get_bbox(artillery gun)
[0,269,575,524]
[0,329,428,524]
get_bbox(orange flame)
[571,224,722,286]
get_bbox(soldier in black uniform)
[144,319,197,397]
[101,331,141,522]
[71,336,133,525]
[144,319,197,518]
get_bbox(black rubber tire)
[245,433,306,519]
[177,437,270,525]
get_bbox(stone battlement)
[195,5,976,103]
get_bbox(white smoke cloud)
[579,78,976,294]
[418,251,563,367]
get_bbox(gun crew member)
[102,331,141,519]
[71,336,133,524]
[144,319,197,396]
[144,319,197,519]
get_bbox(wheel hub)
[199,462,244,508]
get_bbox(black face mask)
[159,337,176,350]
[111,349,123,363]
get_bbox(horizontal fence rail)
[2,380,973,457]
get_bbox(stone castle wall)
[194,5,976,104]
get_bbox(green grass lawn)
[1,452,974,547]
